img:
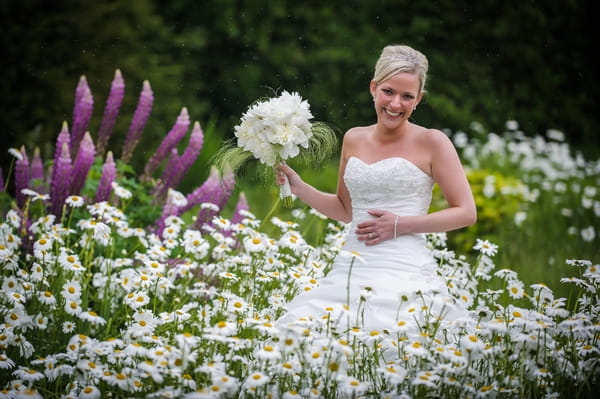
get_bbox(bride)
[275,44,477,334]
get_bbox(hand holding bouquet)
[215,90,337,207]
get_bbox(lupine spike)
[95,151,116,203]
[15,146,30,208]
[143,106,190,179]
[30,147,45,193]
[226,191,249,240]
[121,80,153,163]
[168,120,204,189]
[70,78,94,156]
[178,166,221,216]
[73,75,87,114]
[50,142,72,217]
[153,148,180,200]
[70,131,96,195]
[231,192,249,225]
[193,166,235,230]
[97,69,126,155]
[155,189,180,237]
[51,121,70,186]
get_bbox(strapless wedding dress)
[278,156,468,333]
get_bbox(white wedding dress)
[278,156,468,333]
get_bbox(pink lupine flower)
[95,151,116,203]
[15,146,30,208]
[143,107,190,179]
[70,76,94,156]
[70,132,96,196]
[50,143,72,217]
[30,147,45,193]
[97,69,125,155]
[121,80,153,163]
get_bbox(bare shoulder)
[342,125,373,149]
[344,125,371,140]
[418,128,455,152]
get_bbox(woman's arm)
[277,164,351,222]
[420,129,477,231]
[276,131,354,223]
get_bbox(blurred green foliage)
[1,0,597,192]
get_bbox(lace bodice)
[344,156,434,218]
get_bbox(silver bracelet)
[394,215,399,239]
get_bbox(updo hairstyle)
[372,45,429,94]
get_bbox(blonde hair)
[372,45,429,94]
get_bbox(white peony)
[234,91,313,167]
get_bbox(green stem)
[3,158,15,191]
[261,196,281,227]
[345,256,356,341]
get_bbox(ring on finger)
[369,233,373,239]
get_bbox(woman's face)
[370,72,422,128]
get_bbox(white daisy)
[66,195,85,207]
[111,182,132,199]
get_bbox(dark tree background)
[1,0,597,192]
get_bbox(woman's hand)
[355,210,408,245]
[275,163,303,195]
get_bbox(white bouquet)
[234,91,313,205]
[216,90,337,207]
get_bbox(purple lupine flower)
[226,191,250,242]
[95,151,116,203]
[50,143,72,217]
[70,131,96,196]
[50,121,71,192]
[73,75,87,110]
[15,146,30,208]
[0,167,4,192]
[177,166,221,216]
[151,121,204,201]
[143,107,190,180]
[70,77,94,156]
[30,147,45,193]
[152,148,181,201]
[154,191,179,237]
[121,80,153,163]
[193,167,235,230]
[168,121,204,189]
[97,69,125,155]
[231,192,249,225]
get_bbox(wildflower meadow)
[0,71,598,398]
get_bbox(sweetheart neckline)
[347,156,433,180]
